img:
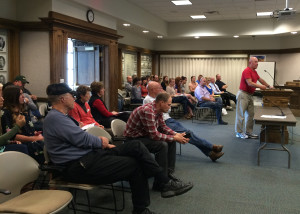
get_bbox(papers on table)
[261,115,286,119]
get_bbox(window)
[67,38,104,89]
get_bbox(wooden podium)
[260,89,293,144]
[275,80,300,116]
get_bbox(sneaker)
[226,106,233,110]
[236,132,248,139]
[168,172,181,182]
[246,133,259,139]
[222,108,228,116]
[161,179,193,198]
[132,208,157,214]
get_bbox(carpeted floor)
[60,107,300,214]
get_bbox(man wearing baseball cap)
[14,75,37,102]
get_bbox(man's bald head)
[147,81,162,97]
[249,57,258,70]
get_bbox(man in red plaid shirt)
[124,92,192,192]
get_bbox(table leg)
[280,125,291,168]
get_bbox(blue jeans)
[165,118,213,156]
[198,101,223,123]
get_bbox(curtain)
[160,56,248,95]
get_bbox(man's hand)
[31,95,37,100]
[97,124,105,129]
[15,115,26,128]
[100,136,116,149]
[34,134,44,141]
[260,85,267,90]
[173,133,189,144]
[111,111,118,115]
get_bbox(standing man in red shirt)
[235,57,273,139]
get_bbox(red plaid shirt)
[124,102,176,142]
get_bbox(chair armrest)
[0,189,11,195]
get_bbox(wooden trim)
[20,22,49,31]
[118,43,154,54]
[7,29,20,82]
[39,11,121,110]
[137,52,141,77]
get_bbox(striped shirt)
[124,102,176,142]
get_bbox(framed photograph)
[0,35,6,52]
[0,53,7,71]
[250,55,266,62]
[0,71,7,84]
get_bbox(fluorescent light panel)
[191,15,206,19]
[143,30,149,33]
[157,35,163,38]
[172,0,192,6]
[291,31,298,34]
[257,12,273,16]
[123,23,130,27]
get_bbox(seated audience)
[141,76,148,98]
[215,74,236,106]
[179,76,197,104]
[196,74,203,84]
[0,84,28,154]
[124,92,193,192]
[188,76,198,96]
[144,82,224,162]
[166,78,195,119]
[205,77,226,115]
[131,77,143,104]
[154,75,159,82]
[44,83,193,214]
[89,81,130,128]
[1,85,44,163]
[124,75,132,97]
[195,78,228,125]
[68,85,104,129]
[161,76,169,91]
[210,77,232,110]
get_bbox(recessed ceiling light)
[291,31,298,34]
[194,36,200,39]
[257,12,273,16]
[123,23,130,27]
[171,1,192,6]
[190,15,206,19]
[233,35,239,38]
[143,30,149,33]
[157,35,163,38]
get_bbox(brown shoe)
[209,151,224,162]
[212,145,223,153]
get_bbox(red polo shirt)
[239,67,260,94]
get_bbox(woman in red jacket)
[68,85,104,129]
[88,81,130,128]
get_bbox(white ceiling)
[126,0,300,22]
[115,0,300,39]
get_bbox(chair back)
[0,151,40,203]
[111,119,127,138]
[86,126,112,141]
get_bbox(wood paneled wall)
[40,11,122,110]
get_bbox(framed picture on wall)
[0,71,7,84]
[0,35,6,52]
[0,54,7,71]
[250,55,266,62]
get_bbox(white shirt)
[143,95,171,121]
